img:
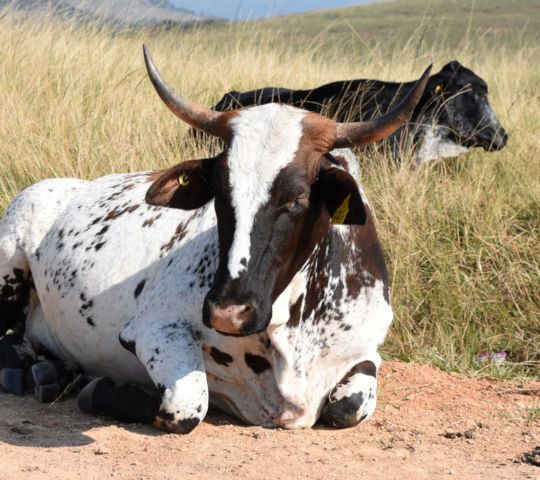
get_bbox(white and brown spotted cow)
[0,46,430,433]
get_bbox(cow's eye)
[288,197,309,214]
[178,174,190,186]
[435,84,442,94]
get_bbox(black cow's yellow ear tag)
[435,84,442,94]
[331,193,351,225]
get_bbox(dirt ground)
[1,361,538,480]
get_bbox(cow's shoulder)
[35,169,218,304]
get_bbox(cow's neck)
[266,225,361,427]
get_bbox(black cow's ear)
[433,61,462,93]
[440,60,462,74]
[317,166,366,225]
[146,158,216,210]
[437,61,464,88]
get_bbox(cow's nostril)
[205,300,257,335]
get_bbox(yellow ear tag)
[178,174,190,187]
[331,193,351,225]
[435,84,442,94]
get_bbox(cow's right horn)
[334,65,432,148]
[143,45,228,140]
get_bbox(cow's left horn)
[143,45,226,139]
[334,65,432,148]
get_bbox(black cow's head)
[421,61,508,151]
[143,46,430,336]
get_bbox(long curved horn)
[334,65,432,148]
[143,45,226,139]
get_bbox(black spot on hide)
[244,353,271,374]
[210,347,233,366]
[0,268,34,334]
[134,280,146,298]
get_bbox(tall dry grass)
[0,7,538,378]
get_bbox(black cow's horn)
[334,65,432,148]
[143,45,226,138]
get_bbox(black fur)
[196,61,507,161]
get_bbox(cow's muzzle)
[203,300,258,335]
[483,128,508,151]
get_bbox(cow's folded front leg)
[118,317,209,434]
[321,354,380,429]
[77,377,161,423]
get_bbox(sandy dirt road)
[1,361,538,480]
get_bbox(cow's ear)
[146,158,216,210]
[436,61,463,90]
[440,60,462,75]
[316,166,366,225]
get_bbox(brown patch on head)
[302,112,336,153]
[143,171,163,183]
[276,112,337,185]
[213,110,240,145]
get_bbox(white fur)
[226,104,306,279]
[483,101,499,125]
[417,125,469,163]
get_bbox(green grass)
[0,0,538,379]
[184,0,539,66]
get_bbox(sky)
[170,1,373,20]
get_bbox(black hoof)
[25,369,36,394]
[321,393,367,429]
[0,332,26,369]
[31,362,58,385]
[0,367,25,395]
[35,383,62,403]
[77,377,114,414]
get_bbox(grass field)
[0,0,538,379]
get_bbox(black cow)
[201,61,507,163]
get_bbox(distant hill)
[194,0,538,57]
[1,0,206,25]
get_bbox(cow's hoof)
[77,377,114,413]
[321,393,369,429]
[0,367,25,395]
[25,369,36,394]
[154,416,200,434]
[35,383,61,403]
[31,361,57,385]
[0,332,25,369]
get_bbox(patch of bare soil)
[1,362,538,480]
